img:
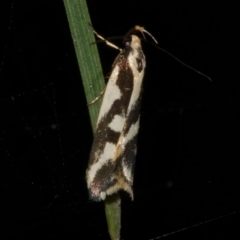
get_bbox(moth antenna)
[135,26,158,44]
[133,24,211,82]
[157,45,212,82]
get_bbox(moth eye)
[123,36,131,47]
[125,41,130,47]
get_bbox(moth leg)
[89,23,122,52]
[88,85,106,106]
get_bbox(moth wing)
[87,41,145,201]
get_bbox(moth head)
[123,25,158,47]
[123,35,142,49]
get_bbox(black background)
[1,1,240,239]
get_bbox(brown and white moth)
[86,26,157,201]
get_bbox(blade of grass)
[105,194,121,240]
[63,1,121,239]
[63,0,104,129]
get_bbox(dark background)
[1,1,240,239]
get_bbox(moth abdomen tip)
[88,188,106,201]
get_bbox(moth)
[86,26,157,201]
